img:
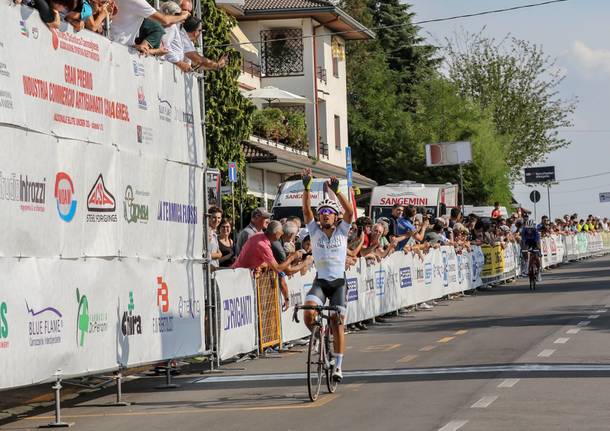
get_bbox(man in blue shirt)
[388,204,416,250]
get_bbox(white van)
[369,181,458,221]
[271,178,350,221]
[463,205,509,219]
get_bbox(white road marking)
[498,378,520,388]
[554,337,570,344]
[588,315,600,319]
[438,420,469,431]
[567,328,581,334]
[577,321,591,326]
[538,349,556,357]
[595,309,607,313]
[471,395,498,408]
[192,364,610,384]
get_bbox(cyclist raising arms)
[301,168,353,382]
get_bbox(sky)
[407,0,610,220]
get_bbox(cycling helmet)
[525,219,536,228]
[316,199,341,215]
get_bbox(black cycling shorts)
[305,276,347,316]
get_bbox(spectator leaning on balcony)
[28,0,78,29]
[180,16,229,72]
[109,0,188,48]
[235,207,271,255]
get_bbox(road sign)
[228,161,237,183]
[345,146,353,187]
[600,192,610,203]
[530,190,541,203]
[524,166,555,184]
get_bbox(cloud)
[571,40,610,76]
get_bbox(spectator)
[207,206,222,269]
[109,0,188,48]
[425,220,450,246]
[449,207,462,229]
[84,0,113,33]
[29,0,78,29]
[387,204,415,249]
[65,0,91,32]
[134,18,167,55]
[235,207,271,255]
[491,202,502,219]
[232,220,297,310]
[301,235,312,256]
[181,16,229,71]
[217,218,235,268]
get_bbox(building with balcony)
[220,0,377,207]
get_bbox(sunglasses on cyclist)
[318,208,337,216]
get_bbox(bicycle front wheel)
[307,326,323,402]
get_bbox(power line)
[204,0,569,49]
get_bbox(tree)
[444,32,577,177]
[200,0,258,223]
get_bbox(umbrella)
[243,86,309,106]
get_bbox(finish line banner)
[0,3,202,166]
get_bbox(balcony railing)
[241,59,261,78]
[317,66,327,84]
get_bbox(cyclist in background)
[301,168,353,382]
[521,219,541,280]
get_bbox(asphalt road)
[4,255,610,431]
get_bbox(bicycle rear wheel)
[307,326,323,402]
[325,331,338,393]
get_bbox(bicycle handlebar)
[292,304,340,323]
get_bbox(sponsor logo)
[447,253,457,285]
[26,301,63,347]
[123,185,149,224]
[32,27,39,39]
[157,201,198,224]
[87,174,117,222]
[55,172,77,222]
[416,266,425,283]
[289,290,303,308]
[121,291,142,336]
[20,20,29,37]
[0,172,46,212]
[374,269,386,296]
[178,295,201,319]
[0,63,10,78]
[137,86,147,110]
[136,125,153,145]
[223,295,253,331]
[399,267,412,288]
[424,262,433,285]
[51,28,59,50]
[158,96,172,122]
[346,278,358,301]
[0,302,8,349]
[0,90,13,109]
[76,288,108,347]
[153,277,173,333]
[132,60,145,77]
[457,254,464,284]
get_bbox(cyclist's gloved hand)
[302,169,313,191]
[328,177,340,194]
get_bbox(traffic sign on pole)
[530,190,541,203]
[228,161,237,183]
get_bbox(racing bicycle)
[293,304,340,402]
[524,248,541,291]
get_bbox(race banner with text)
[0,3,202,166]
[0,257,205,390]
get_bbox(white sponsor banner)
[0,257,204,390]
[281,270,315,344]
[0,4,202,166]
[215,269,257,361]
[0,127,203,259]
